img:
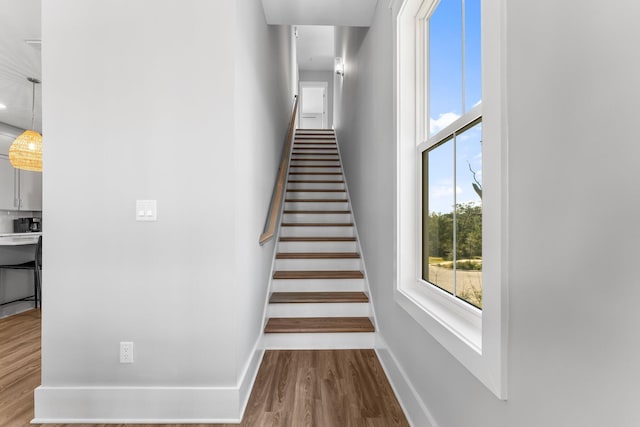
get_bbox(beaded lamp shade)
[9,130,42,171]
[10,77,42,172]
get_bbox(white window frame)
[391,0,508,399]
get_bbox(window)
[393,0,507,399]
[423,119,482,308]
[421,0,483,309]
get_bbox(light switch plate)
[136,200,157,221]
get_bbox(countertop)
[0,232,42,246]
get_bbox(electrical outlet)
[120,341,134,363]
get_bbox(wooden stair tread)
[295,136,335,138]
[283,210,350,214]
[291,158,339,161]
[289,165,342,168]
[292,149,338,152]
[281,222,353,227]
[276,252,360,259]
[286,189,345,192]
[287,180,344,184]
[293,144,337,147]
[289,172,343,175]
[285,199,348,203]
[291,155,338,160]
[265,317,374,333]
[273,270,364,279]
[279,237,357,242]
[270,292,368,304]
[292,151,339,153]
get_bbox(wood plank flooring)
[1,309,408,427]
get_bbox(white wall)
[299,70,334,128]
[37,0,293,422]
[335,1,640,426]
[233,0,295,404]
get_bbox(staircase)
[263,129,376,349]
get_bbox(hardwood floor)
[242,350,408,426]
[0,309,41,427]
[0,309,409,427]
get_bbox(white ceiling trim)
[262,0,378,27]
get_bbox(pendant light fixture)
[9,77,42,172]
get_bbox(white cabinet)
[0,157,15,208]
[0,156,42,211]
[18,169,42,211]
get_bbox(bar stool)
[0,236,42,308]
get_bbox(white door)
[299,82,327,129]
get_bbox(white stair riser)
[283,213,351,223]
[291,155,338,162]
[291,152,339,157]
[296,131,334,135]
[284,201,349,210]
[275,258,361,271]
[294,146,336,149]
[280,226,354,237]
[287,182,345,190]
[296,130,334,133]
[263,332,375,350]
[290,162,340,168]
[292,153,338,158]
[293,146,337,151]
[271,278,365,292]
[278,241,358,252]
[287,174,344,181]
[285,191,346,200]
[267,302,370,318]
[289,167,342,173]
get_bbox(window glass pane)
[455,121,482,308]
[428,0,462,137]
[464,0,482,110]
[423,138,455,294]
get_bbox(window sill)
[394,284,505,399]
[396,281,482,352]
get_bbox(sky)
[426,0,482,214]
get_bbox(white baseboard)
[375,335,440,427]
[33,386,242,423]
[34,338,265,424]
[238,339,265,419]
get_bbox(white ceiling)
[296,26,335,72]
[0,0,41,135]
[262,0,378,26]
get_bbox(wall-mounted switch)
[120,341,134,363]
[136,200,157,221]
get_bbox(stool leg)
[33,269,38,308]
[37,267,41,307]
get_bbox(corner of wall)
[375,335,440,427]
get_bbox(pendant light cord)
[27,77,40,131]
[31,80,35,130]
